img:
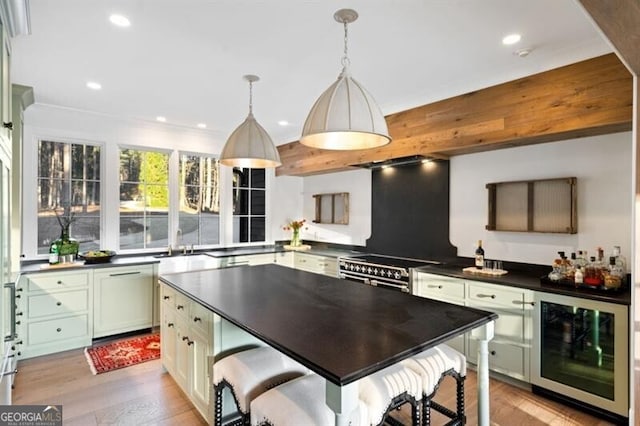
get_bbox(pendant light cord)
[248,80,254,115]
[341,20,350,68]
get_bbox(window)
[232,167,265,243]
[119,149,169,249]
[37,140,101,254]
[179,154,220,246]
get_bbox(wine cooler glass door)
[532,292,628,418]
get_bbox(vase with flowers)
[283,219,306,247]
[52,208,80,262]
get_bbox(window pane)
[179,154,220,246]
[251,190,265,215]
[234,167,250,188]
[251,169,265,188]
[233,216,249,243]
[234,189,249,215]
[37,140,101,254]
[119,149,169,250]
[250,217,265,241]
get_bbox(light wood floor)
[13,346,614,425]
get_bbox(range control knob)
[394,272,401,279]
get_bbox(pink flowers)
[283,219,306,231]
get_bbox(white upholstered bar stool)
[212,346,309,426]
[251,363,422,426]
[400,344,467,426]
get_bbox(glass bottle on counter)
[574,265,584,285]
[611,245,626,272]
[603,256,623,290]
[583,256,604,287]
[475,240,484,269]
[48,241,59,265]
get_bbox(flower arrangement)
[283,219,307,247]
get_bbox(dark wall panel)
[365,160,457,260]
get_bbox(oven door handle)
[370,279,410,293]
[339,273,371,285]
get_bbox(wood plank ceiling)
[276,53,632,176]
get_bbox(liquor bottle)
[475,240,484,269]
[611,245,627,272]
[584,256,603,286]
[574,266,584,285]
[604,256,623,290]
[48,241,59,265]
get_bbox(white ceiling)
[10,0,612,147]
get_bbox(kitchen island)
[159,263,497,425]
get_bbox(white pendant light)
[300,9,391,151]
[220,75,281,168]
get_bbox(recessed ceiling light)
[156,116,166,122]
[109,14,131,27]
[86,81,102,90]
[197,123,207,129]
[278,120,289,126]
[502,34,521,45]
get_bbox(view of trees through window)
[233,167,266,243]
[37,140,101,253]
[179,154,220,246]
[119,149,169,249]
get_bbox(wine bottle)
[475,240,485,269]
[49,241,59,265]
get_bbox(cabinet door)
[274,251,294,268]
[189,327,212,417]
[161,308,177,375]
[175,320,190,392]
[93,266,153,338]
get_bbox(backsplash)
[365,160,457,260]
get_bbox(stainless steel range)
[338,254,438,293]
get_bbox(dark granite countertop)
[204,244,363,259]
[160,264,497,386]
[415,262,631,305]
[19,256,159,275]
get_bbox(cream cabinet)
[413,273,466,354]
[93,265,154,338]
[465,280,534,382]
[293,252,338,277]
[218,253,275,268]
[18,270,92,359]
[17,262,158,359]
[160,283,213,420]
[274,251,294,267]
[413,271,534,382]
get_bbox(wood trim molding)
[277,53,632,176]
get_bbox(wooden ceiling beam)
[276,53,632,176]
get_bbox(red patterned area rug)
[84,333,161,375]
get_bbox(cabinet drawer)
[190,302,213,335]
[467,281,529,310]
[174,293,190,316]
[161,284,177,306]
[468,339,527,379]
[27,290,89,319]
[416,274,465,301]
[27,314,90,346]
[27,272,89,292]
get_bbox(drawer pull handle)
[427,285,443,289]
[182,336,189,342]
[490,350,496,356]
[193,317,201,323]
[167,322,174,328]
[56,328,62,332]
[16,288,23,292]
[163,296,170,300]
[512,300,535,306]
[477,294,496,299]
[15,321,20,325]
[187,340,194,346]
[176,305,184,310]
[1,369,17,377]
[16,312,22,316]
[15,294,20,299]
[109,271,141,277]
[56,302,62,306]
[57,281,62,285]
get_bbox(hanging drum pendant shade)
[300,9,391,151]
[220,75,281,168]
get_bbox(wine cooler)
[531,292,628,422]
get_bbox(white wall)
[450,132,633,265]
[299,169,372,246]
